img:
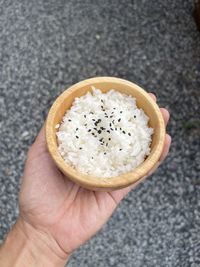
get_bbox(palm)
[19,135,130,254]
[19,94,170,255]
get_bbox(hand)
[0,93,170,266]
[18,93,171,261]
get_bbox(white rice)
[56,87,153,178]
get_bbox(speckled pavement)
[0,1,200,266]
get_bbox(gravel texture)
[0,1,200,266]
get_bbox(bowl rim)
[46,77,166,190]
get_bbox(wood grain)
[45,77,165,191]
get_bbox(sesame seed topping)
[128,133,131,136]
[109,123,112,127]
[92,119,96,121]
[84,115,86,118]
[88,129,91,132]
[98,130,102,134]
[111,128,114,131]
[107,130,110,133]
[119,148,122,151]
[118,118,121,122]
[68,119,72,122]
[79,147,82,150]
[120,111,123,114]
[76,128,78,131]
[76,136,79,139]
[108,138,111,141]
[122,131,126,134]
[134,115,136,118]
[104,152,106,155]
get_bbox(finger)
[160,108,170,126]
[34,125,46,145]
[149,93,157,102]
[28,124,48,157]
[159,134,171,162]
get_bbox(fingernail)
[152,92,157,97]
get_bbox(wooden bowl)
[46,77,165,191]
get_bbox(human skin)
[0,94,171,267]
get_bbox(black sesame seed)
[99,138,103,142]
[98,130,102,134]
[92,119,96,121]
[105,116,108,118]
[120,111,123,114]
[119,149,122,151]
[107,130,110,133]
[110,116,113,118]
[104,152,106,155]
[122,131,126,134]
[106,143,108,146]
[68,119,72,122]
[84,115,86,118]
[76,136,79,139]
[76,128,78,131]
[79,147,82,150]
[94,128,97,131]
[120,128,122,130]
[113,108,116,110]
[111,128,114,131]
[128,133,131,136]
[108,138,111,141]
[84,124,87,126]
[115,128,117,130]
[109,123,112,127]
[112,120,115,124]
[88,129,91,132]
[134,115,136,118]
[101,106,103,109]
[118,118,121,122]
[92,157,94,159]
[101,99,104,103]
[111,112,114,114]
[92,133,95,136]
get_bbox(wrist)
[0,217,70,267]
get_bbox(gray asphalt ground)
[0,1,200,266]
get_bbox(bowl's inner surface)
[52,82,159,156]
